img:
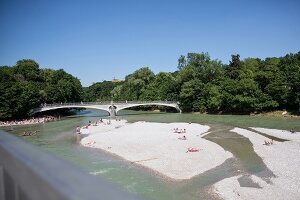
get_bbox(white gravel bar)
[80,119,232,180]
[214,127,300,200]
[250,127,300,141]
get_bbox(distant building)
[112,77,124,83]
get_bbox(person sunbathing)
[178,135,187,140]
[264,140,269,145]
[176,129,185,134]
[264,139,274,145]
[82,125,89,129]
[186,147,199,152]
[84,141,96,146]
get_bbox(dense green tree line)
[85,51,300,113]
[0,59,83,119]
[84,81,121,102]
[1,52,299,119]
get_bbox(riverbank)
[251,110,300,118]
[0,116,57,127]
[80,119,232,180]
[214,127,300,200]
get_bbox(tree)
[0,62,42,118]
[110,85,123,100]
[140,72,178,101]
[84,81,120,101]
[221,78,277,113]
[254,57,289,108]
[180,79,205,112]
[240,58,260,79]
[203,84,223,112]
[177,55,186,70]
[0,66,15,118]
[42,69,83,103]
[121,67,155,100]
[186,52,210,68]
[226,54,242,79]
[177,65,200,84]
[177,53,225,84]
[13,59,40,81]
[278,52,300,109]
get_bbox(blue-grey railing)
[0,130,143,200]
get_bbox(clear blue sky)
[1,0,299,86]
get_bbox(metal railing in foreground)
[0,130,143,200]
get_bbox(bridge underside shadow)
[116,105,179,115]
[32,107,110,116]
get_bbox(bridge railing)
[0,130,143,200]
[39,101,179,108]
[112,101,179,105]
[39,101,112,108]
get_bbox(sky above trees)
[0,0,299,86]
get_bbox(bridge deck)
[33,101,181,116]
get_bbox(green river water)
[1,110,300,200]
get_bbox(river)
[1,110,300,200]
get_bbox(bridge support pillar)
[109,106,116,119]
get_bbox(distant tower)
[112,77,124,83]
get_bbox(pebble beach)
[80,119,232,180]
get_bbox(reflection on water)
[1,109,298,200]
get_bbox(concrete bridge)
[33,101,181,117]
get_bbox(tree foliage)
[1,51,300,119]
[84,81,120,102]
[0,60,83,119]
